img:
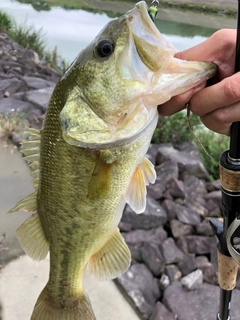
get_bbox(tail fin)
[31,287,96,320]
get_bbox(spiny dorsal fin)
[124,157,156,214]
[21,128,41,178]
[9,128,41,214]
[16,213,49,261]
[89,228,131,280]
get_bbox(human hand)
[158,29,239,135]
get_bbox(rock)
[122,226,168,245]
[123,196,167,230]
[161,238,185,264]
[165,264,182,282]
[195,256,218,285]
[183,235,217,255]
[162,199,177,221]
[149,302,177,320]
[25,87,54,111]
[116,264,161,320]
[147,144,159,165]
[206,179,221,192]
[170,219,193,238]
[181,269,203,290]
[182,197,208,217]
[147,182,165,200]
[0,97,36,115]
[166,178,186,199]
[157,143,210,180]
[142,242,165,277]
[163,282,240,320]
[127,243,143,262]
[183,174,207,199]
[118,221,132,232]
[22,76,56,90]
[204,199,221,217]
[155,160,179,184]
[165,201,201,226]
[204,190,222,207]
[0,78,26,98]
[178,254,197,276]
[195,220,214,236]
[159,274,170,290]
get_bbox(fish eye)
[96,40,114,58]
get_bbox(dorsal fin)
[9,128,41,213]
[124,157,156,214]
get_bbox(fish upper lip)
[135,1,158,33]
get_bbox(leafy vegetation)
[0,112,29,140]
[152,111,229,180]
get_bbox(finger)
[175,29,236,79]
[189,73,240,117]
[200,101,240,135]
[158,82,206,116]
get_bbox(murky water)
[0,0,236,63]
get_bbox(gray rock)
[0,78,25,98]
[183,235,217,255]
[167,178,186,199]
[178,254,197,276]
[204,190,222,207]
[206,179,221,192]
[157,144,210,180]
[127,243,143,262]
[123,196,167,230]
[162,199,177,221]
[161,238,185,264]
[183,197,208,217]
[122,226,168,245]
[181,269,203,290]
[142,242,165,277]
[22,76,56,90]
[25,87,54,111]
[163,282,240,320]
[0,97,36,115]
[204,199,221,217]
[155,160,179,184]
[147,182,164,200]
[175,140,202,161]
[195,220,214,236]
[149,302,177,320]
[116,264,161,320]
[165,264,182,282]
[147,144,159,165]
[159,274,170,290]
[170,219,193,238]
[166,201,201,226]
[183,174,207,199]
[196,256,218,285]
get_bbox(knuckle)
[212,29,236,52]
[223,77,240,103]
[213,108,229,124]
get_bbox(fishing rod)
[210,1,240,319]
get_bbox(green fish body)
[10,1,216,319]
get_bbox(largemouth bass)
[10,1,216,319]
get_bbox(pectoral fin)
[89,229,131,280]
[125,157,156,214]
[16,214,49,261]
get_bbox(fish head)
[60,1,216,149]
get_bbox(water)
[0,0,236,64]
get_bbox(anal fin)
[16,214,49,261]
[89,229,131,280]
